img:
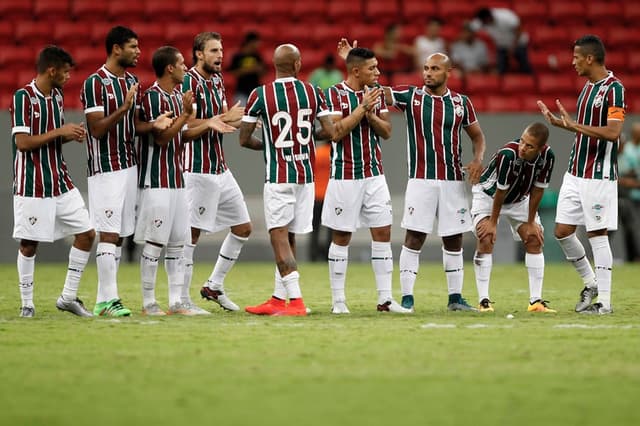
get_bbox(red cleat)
[245,297,286,315]
[273,299,307,316]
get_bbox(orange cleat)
[245,297,286,315]
[274,298,308,316]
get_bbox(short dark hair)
[192,31,221,65]
[346,47,375,70]
[152,46,180,77]
[36,45,75,74]
[526,122,550,146]
[476,8,492,22]
[575,34,606,65]
[105,26,138,55]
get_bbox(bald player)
[239,44,353,316]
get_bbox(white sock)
[96,242,118,303]
[207,232,247,290]
[140,243,162,307]
[166,246,185,306]
[273,268,287,300]
[556,233,596,287]
[525,252,545,303]
[399,245,420,296]
[443,248,464,295]
[372,241,393,304]
[473,251,492,302]
[282,270,302,299]
[328,243,349,303]
[17,251,35,308]
[182,243,196,301]
[62,247,91,301]
[589,236,612,308]
[115,245,122,272]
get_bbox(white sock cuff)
[142,243,163,259]
[402,245,421,255]
[69,246,91,263]
[371,241,391,252]
[18,250,35,262]
[329,242,349,258]
[443,247,463,256]
[588,235,610,250]
[96,242,116,255]
[525,252,545,268]
[115,245,122,257]
[474,251,491,261]
[165,245,183,258]
[230,232,249,243]
[282,270,300,283]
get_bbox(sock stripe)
[399,269,417,275]
[595,266,612,271]
[219,254,236,262]
[371,256,393,261]
[445,268,464,273]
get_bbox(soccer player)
[11,46,95,318]
[182,32,248,313]
[82,26,172,317]
[538,35,625,315]
[471,122,556,313]
[239,44,346,316]
[135,46,236,316]
[323,44,410,314]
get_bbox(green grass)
[1,261,639,426]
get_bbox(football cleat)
[377,299,413,314]
[579,302,613,315]
[20,306,35,318]
[448,294,478,312]
[167,302,200,316]
[331,300,350,314]
[141,302,166,316]
[93,299,131,317]
[527,299,556,313]
[478,298,495,312]
[575,286,598,312]
[56,296,93,317]
[401,294,414,310]
[182,299,211,315]
[245,297,286,315]
[273,299,307,316]
[200,286,240,311]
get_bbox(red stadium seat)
[0,21,15,46]
[327,1,363,24]
[107,1,145,22]
[566,26,601,46]
[299,49,327,71]
[447,72,465,93]
[33,0,70,21]
[585,2,623,26]
[536,73,575,95]
[134,23,167,49]
[548,2,586,26]
[72,47,106,70]
[166,26,198,50]
[625,97,640,114]
[0,46,37,68]
[291,2,328,23]
[529,50,572,73]
[217,3,259,23]
[14,21,55,47]
[349,23,385,49]
[464,74,501,96]
[62,79,84,109]
[144,2,182,23]
[390,71,418,87]
[623,2,640,26]
[54,22,93,49]
[0,1,33,22]
[0,70,21,96]
[401,0,433,22]
[182,0,217,23]
[273,23,315,46]
[365,0,400,25]
[256,0,293,22]
[91,22,120,46]
[312,24,344,47]
[438,3,478,29]
[530,26,570,50]
[501,74,536,95]
[71,1,109,22]
[513,2,550,27]
[485,95,523,112]
[606,28,640,51]
[627,53,640,73]
[605,52,628,74]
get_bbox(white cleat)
[331,300,350,314]
[182,299,211,315]
[141,302,166,316]
[377,299,413,314]
[200,286,240,311]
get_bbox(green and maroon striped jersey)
[569,72,625,180]
[392,86,477,181]
[325,82,388,180]
[181,68,227,175]
[81,66,139,176]
[478,141,555,204]
[243,77,331,184]
[138,83,185,189]
[11,81,75,197]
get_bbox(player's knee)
[232,222,252,238]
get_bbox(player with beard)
[81,25,172,317]
[181,32,248,314]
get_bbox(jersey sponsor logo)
[414,100,421,106]
[107,93,115,100]
[28,216,38,225]
[341,102,349,109]
[34,112,40,118]
[457,208,467,224]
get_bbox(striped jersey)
[81,66,139,176]
[181,68,227,175]
[569,71,625,180]
[243,77,331,184]
[11,81,75,197]
[325,81,388,180]
[478,141,555,204]
[392,85,477,180]
[138,82,185,189]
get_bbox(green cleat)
[447,293,478,311]
[93,298,131,317]
[401,295,414,310]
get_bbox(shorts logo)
[104,209,113,218]
[198,206,206,215]
[408,206,415,215]
[335,207,343,216]
[592,204,603,212]
[153,219,163,228]
[28,216,38,225]
[457,208,467,224]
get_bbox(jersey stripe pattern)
[81,66,139,176]
[138,83,184,189]
[569,72,625,180]
[393,86,477,180]
[182,68,227,175]
[244,77,331,184]
[325,82,388,180]
[478,141,555,204]
[11,81,75,197]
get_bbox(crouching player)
[471,122,557,313]
[135,46,235,315]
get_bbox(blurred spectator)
[470,7,532,74]
[414,17,447,70]
[373,23,414,81]
[450,22,490,75]
[618,123,640,261]
[309,141,332,262]
[309,54,344,89]
[229,31,265,105]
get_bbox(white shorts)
[184,170,251,234]
[321,175,393,232]
[555,172,618,232]
[401,179,472,236]
[134,188,188,246]
[13,188,92,242]
[88,166,138,236]
[471,187,542,241]
[263,182,314,234]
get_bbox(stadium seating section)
[0,0,635,112]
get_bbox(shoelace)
[108,299,126,313]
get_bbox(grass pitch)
[1,261,639,426]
